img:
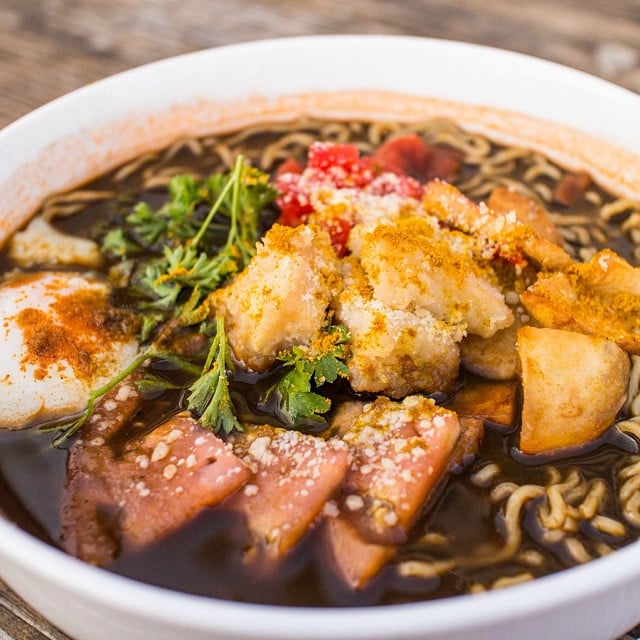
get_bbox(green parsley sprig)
[276,324,351,427]
[48,157,277,445]
[187,317,241,435]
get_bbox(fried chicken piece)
[521,249,640,354]
[354,217,513,338]
[487,186,563,246]
[422,179,572,271]
[333,257,461,397]
[211,224,340,371]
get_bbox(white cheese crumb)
[185,453,197,468]
[383,510,399,527]
[115,385,133,402]
[345,495,365,511]
[323,501,340,518]
[163,463,178,480]
[505,291,519,305]
[248,436,276,466]
[151,441,170,462]
[166,429,183,444]
[244,484,259,497]
[135,481,150,498]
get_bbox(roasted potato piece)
[448,380,518,428]
[449,416,485,468]
[211,224,339,371]
[487,186,563,246]
[521,250,640,354]
[460,318,521,380]
[518,326,630,454]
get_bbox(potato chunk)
[518,326,630,454]
[460,318,521,380]
[211,224,339,371]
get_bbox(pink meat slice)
[326,395,460,588]
[115,412,251,549]
[61,381,250,565]
[324,517,394,589]
[228,425,351,559]
[61,377,144,566]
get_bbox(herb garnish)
[276,324,351,427]
[187,316,242,435]
[48,155,276,445]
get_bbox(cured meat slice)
[326,396,460,588]
[62,395,250,565]
[229,425,351,558]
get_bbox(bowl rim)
[2,515,640,638]
[2,34,640,638]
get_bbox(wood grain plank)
[1,0,639,128]
[0,580,69,640]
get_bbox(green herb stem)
[51,347,154,446]
[192,155,244,250]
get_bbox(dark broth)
[0,120,638,606]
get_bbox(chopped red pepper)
[372,134,431,180]
[274,140,433,251]
[372,134,463,183]
[318,216,354,258]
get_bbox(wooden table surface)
[1,1,640,638]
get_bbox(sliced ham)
[229,425,351,559]
[61,377,144,566]
[326,395,460,588]
[323,516,394,589]
[116,413,251,549]
[61,385,250,565]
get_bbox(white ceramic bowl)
[1,35,640,640]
